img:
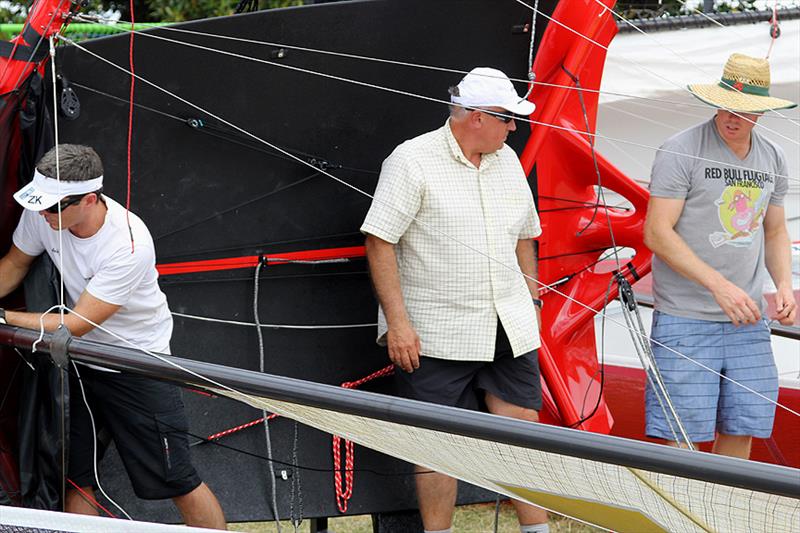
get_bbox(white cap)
[450,67,536,116]
[13,169,104,211]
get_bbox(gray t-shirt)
[649,118,789,321]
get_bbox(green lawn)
[230,501,602,532]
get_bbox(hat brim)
[13,183,65,212]
[687,83,797,113]
[500,98,536,116]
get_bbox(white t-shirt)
[13,197,173,357]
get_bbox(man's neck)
[450,121,483,168]
[714,117,752,160]
[70,202,107,239]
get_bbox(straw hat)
[687,53,796,113]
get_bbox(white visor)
[13,170,104,211]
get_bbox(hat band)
[32,169,104,196]
[719,78,770,97]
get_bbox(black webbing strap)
[0,27,48,62]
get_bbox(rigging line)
[517,0,800,139]
[603,103,684,133]
[71,361,133,519]
[74,13,800,121]
[254,262,282,531]
[49,37,65,324]
[594,0,800,131]
[124,0,136,254]
[60,38,800,415]
[60,33,798,183]
[10,0,68,93]
[540,194,632,208]
[172,312,376,330]
[154,171,321,241]
[49,35,67,513]
[566,66,622,273]
[614,93,800,123]
[70,82,372,178]
[160,270,369,286]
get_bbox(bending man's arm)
[365,234,420,373]
[5,290,121,337]
[0,245,37,298]
[644,196,760,325]
[762,204,796,325]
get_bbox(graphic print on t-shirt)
[710,184,769,248]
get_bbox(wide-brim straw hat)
[687,53,796,113]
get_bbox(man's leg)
[415,466,458,532]
[712,434,752,459]
[714,320,777,460]
[65,486,99,516]
[172,482,226,530]
[485,392,548,528]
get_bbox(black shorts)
[68,366,202,500]
[394,321,542,411]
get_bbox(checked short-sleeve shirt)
[361,119,541,362]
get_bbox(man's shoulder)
[99,198,156,258]
[391,125,446,158]
[661,120,710,152]
[752,128,785,163]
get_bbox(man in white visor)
[361,68,549,533]
[0,144,226,528]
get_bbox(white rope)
[593,0,800,130]
[515,0,800,138]
[48,37,65,324]
[171,312,376,330]
[72,361,134,520]
[59,34,797,182]
[56,39,800,417]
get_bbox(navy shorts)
[69,366,202,500]
[645,311,778,442]
[395,322,542,411]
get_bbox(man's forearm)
[0,257,29,299]
[515,239,539,297]
[764,226,792,291]
[365,236,410,327]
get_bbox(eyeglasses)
[44,195,85,214]
[476,108,516,124]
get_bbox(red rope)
[125,1,136,253]
[66,478,117,518]
[206,412,279,442]
[333,364,393,513]
[201,364,395,513]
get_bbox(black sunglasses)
[475,108,516,124]
[44,194,85,214]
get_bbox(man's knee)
[485,392,539,422]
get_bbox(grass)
[229,501,602,532]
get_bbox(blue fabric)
[645,311,778,442]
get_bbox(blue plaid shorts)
[645,311,778,442]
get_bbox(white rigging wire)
[73,13,800,125]
[57,32,797,183]
[48,38,800,419]
[514,0,800,137]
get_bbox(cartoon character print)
[709,186,768,248]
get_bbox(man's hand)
[710,277,761,326]
[387,319,420,373]
[771,284,797,326]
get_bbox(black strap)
[0,40,49,62]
